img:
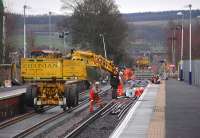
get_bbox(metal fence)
[135,70,154,80]
[182,60,200,86]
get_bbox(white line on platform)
[109,84,150,138]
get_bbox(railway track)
[0,106,53,129]
[0,83,145,138]
[0,86,101,130]
[0,95,89,130]
[9,86,111,138]
[64,100,114,138]
[12,100,88,138]
[63,97,137,138]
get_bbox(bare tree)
[61,0,129,65]
[3,13,18,63]
[0,0,4,63]
[61,0,84,11]
[0,0,18,64]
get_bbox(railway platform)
[110,79,200,138]
[0,86,27,100]
[0,86,27,122]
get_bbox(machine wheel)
[69,86,78,107]
[34,105,44,113]
[25,85,37,107]
[64,86,73,108]
[61,105,67,111]
[64,85,79,108]
[75,86,79,106]
[72,85,79,106]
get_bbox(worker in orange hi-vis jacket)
[117,71,124,97]
[139,87,144,94]
[134,88,142,98]
[123,68,128,81]
[89,81,103,113]
[123,68,134,81]
[117,82,124,97]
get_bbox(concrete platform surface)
[0,87,26,100]
[111,79,200,138]
[166,79,200,138]
[110,84,160,138]
[0,85,27,93]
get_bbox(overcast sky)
[3,0,200,15]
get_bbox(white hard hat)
[95,81,100,85]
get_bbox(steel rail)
[64,100,114,138]
[0,106,53,129]
[13,87,111,138]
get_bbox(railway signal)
[59,31,69,50]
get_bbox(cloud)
[115,0,200,13]
[4,0,200,15]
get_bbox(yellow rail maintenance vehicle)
[136,56,150,68]
[21,49,117,112]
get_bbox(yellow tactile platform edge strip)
[147,81,166,138]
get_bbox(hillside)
[123,10,200,22]
[13,10,200,26]
[10,10,198,55]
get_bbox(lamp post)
[49,11,52,49]
[23,5,27,58]
[169,36,173,64]
[63,31,69,51]
[63,32,66,50]
[59,31,69,52]
[23,4,31,58]
[2,7,6,64]
[188,4,192,85]
[170,28,176,66]
[99,34,107,58]
[172,30,176,66]
[177,12,184,81]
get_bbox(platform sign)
[21,58,63,80]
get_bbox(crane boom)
[71,50,117,75]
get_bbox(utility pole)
[177,12,184,81]
[23,5,27,58]
[189,4,192,85]
[172,30,176,66]
[64,32,65,50]
[2,11,5,64]
[49,11,52,49]
[170,29,176,66]
[59,31,69,52]
[63,31,69,51]
[100,34,107,58]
